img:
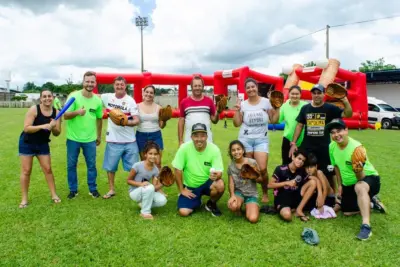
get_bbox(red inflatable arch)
[282,61,368,129]
[93,66,284,118]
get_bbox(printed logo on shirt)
[108,103,128,111]
[204,162,211,167]
[244,110,267,127]
[89,108,96,113]
[306,113,326,136]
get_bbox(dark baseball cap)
[311,84,325,93]
[191,123,207,134]
[325,118,346,133]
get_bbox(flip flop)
[52,198,61,204]
[103,192,116,199]
[19,203,29,209]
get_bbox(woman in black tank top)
[18,89,62,208]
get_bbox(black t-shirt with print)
[272,165,309,195]
[296,103,343,149]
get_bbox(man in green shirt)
[327,118,386,241]
[53,94,62,111]
[172,123,225,217]
[64,71,103,199]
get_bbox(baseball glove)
[159,166,175,187]
[159,105,172,122]
[240,164,261,180]
[326,83,347,99]
[328,100,345,109]
[109,109,128,126]
[215,94,228,113]
[351,145,367,173]
[270,91,284,109]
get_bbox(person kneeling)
[268,150,316,222]
[227,140,260,223]
[127,141,167,220]
[327,119,386,240]
[172,123,225,217]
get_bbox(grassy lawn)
[1,108,399,266]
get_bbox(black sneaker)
[371,195,386,213]
[67,191,78,199]
[89,190,101,198]
[357,224,372,241]
[205,200,222,217]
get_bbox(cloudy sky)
[1,0,400,89]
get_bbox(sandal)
[103,192,116,199]
[52,198,61,204]
[19,202,29,209]
[140,213,154,220]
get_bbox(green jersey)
[53,97,62,110]
[172,141,224,188]
[279,100,307,146]
[329,137,379,186]
[66,90,103,143]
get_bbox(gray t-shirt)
[238,97,272,139]
[227,158,258,197]
[128,161,159,192]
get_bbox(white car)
[368,97,400,129]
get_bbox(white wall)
[367,84,400,108]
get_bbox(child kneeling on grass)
[227,140,260,223]
[127,141,167,220]
[268,150,317,222]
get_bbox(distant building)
[366,69,400,108]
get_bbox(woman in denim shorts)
[136,85,167,169]
[18,89,62,208]
[232,78,281,203]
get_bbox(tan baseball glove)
[351,146,367,173]
[326,83,348,99]
[215,94,228,114]
[109,109,128,126]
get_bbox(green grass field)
[1,108,399,266]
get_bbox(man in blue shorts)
[172,123,225,217]
[101,76,140,199]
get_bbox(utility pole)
[135,16,148,73]
[326,24,330,59]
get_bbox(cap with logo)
[311,84,325,93]
[191,123,208,135]
[325,118,346,133]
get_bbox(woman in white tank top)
[232,78,281,204]
[136,85,167,169]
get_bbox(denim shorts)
[103,142,139,172]
[136,130,164,152]
[234,191,259,205]
[18,134,50,156]
[239,137,269,153]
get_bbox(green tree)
[23,82,39,92]
[42,81,56,92]
[359,58,397,72]
[97,84,114,93]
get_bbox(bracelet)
[290,142,296,146]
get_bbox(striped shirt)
[179,96,216,142]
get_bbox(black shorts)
[274,190,315,212]
[341,175,381,213]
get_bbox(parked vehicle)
[368,97,400,129]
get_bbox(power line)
[330,14,400,28]
[230,14,400,63]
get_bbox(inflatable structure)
[93,58,368,129]
[281,59,368,129]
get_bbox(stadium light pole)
[135,16,148,73]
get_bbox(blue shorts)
[136,130,164,152]
[103,142,139,172]
[239,137,269,153]
[234,191,259,205]
[18,134,50,156]
[177,179,213,210]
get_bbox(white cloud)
[1,0,400,90]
